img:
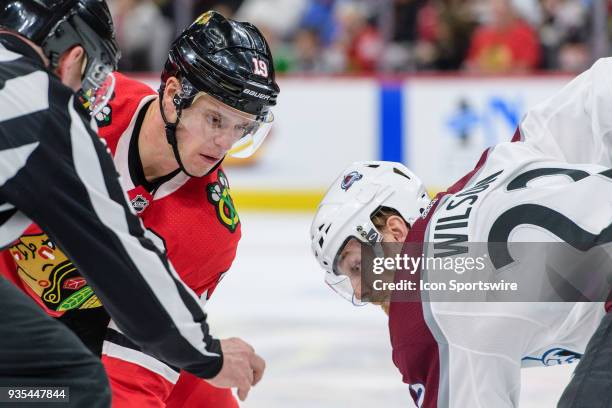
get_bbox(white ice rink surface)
[206,212,577,408]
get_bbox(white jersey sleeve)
[519,58,612,167]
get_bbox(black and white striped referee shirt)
[0,33,222,378]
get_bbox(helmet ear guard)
[159,72,196,110]
[161,74,198,110]
[172,93,183,109]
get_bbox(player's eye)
[206,112,223,128]
[235,125,249,138]
[235,122,258,138]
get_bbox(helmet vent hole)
[365,164,380,168]
[318,237,324,247]
[419,208,424,214]
[323,261,328,266]
[318,224,324,231]
[325,225,331,233]
[393,168,411,180]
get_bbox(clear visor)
[179,92,274,159]
[326,237,370,306]
[78,70,115,117]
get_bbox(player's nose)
[213,129,236,151]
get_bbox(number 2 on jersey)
[488,167,612,269]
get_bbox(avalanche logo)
[522,348,582,366]
[207,170,240,232]
[341,171,363,191]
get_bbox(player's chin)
[186,165,211,178]
[186,159,214,177]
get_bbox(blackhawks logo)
[93,90,115,128]
[95,105,112,127]
[207,170,239,232]
[9,233,102,314]
[195,11,213,26]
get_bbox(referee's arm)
[0,73,223,379]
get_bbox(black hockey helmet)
[0,0,119,111]
[158,11,280,176]
[161,10,279,118]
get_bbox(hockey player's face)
[332,238,396,307]
[334,238,391,303]
[335,238,365,299]
[178,94,259,176]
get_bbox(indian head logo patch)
[207,170,240,232]
[341,171,363,191]
[9,233,102,314]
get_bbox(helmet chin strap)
[158,92,222,178]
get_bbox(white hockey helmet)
[310,161,430,304]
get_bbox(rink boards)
[134,74,570,210]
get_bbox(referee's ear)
[55,46,86,92]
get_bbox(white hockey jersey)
[389,58,612,408]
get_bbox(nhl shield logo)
[341,171,363,191]
[130,194,149,214]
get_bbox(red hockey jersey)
[0,72,241,316]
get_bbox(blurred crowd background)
[109,0,610,74]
